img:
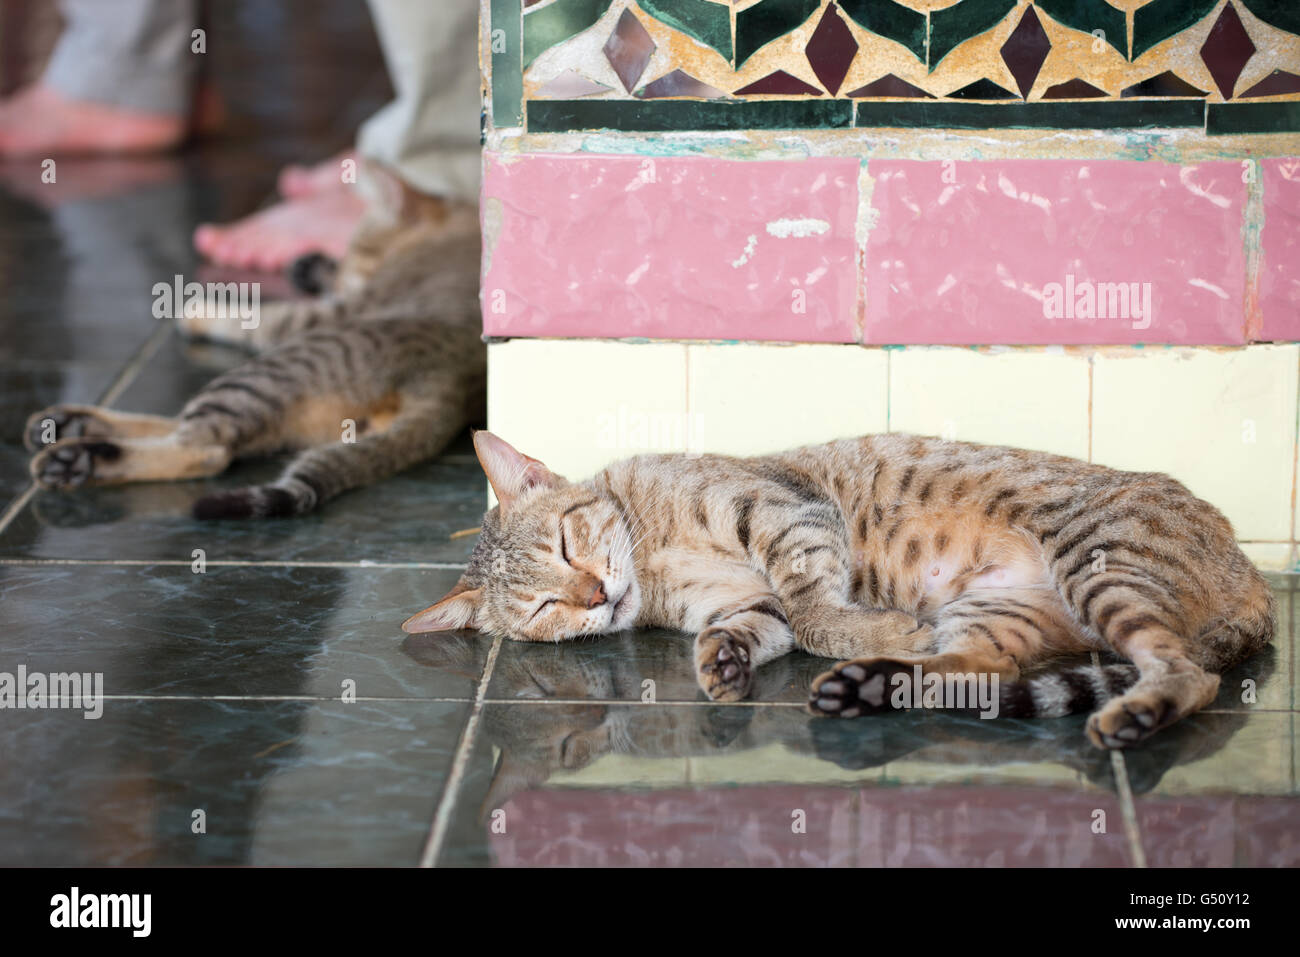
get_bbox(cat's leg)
[749,500,932,660]
[1083,612,1220,749]
[30,436,232,488]
[645,551,795,702]
[26,357,289,488]
[809,586,1081,718]
[191,385,469,518]
[692,594,797,702]
[1047,498,1252,745]
[24,405,176,451]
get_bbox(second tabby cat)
[25,164,486,517]
[404,431,1274,749]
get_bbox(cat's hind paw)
[695,628,754,702]
[809,658,912,719]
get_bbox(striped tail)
[997,663,1139,718]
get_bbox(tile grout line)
[1093,650,1146,867]
[1109,750,1147,868]
[0,318,172,541]
[95,694,475,703]
[419,634,502,868]
[0,558,469,569]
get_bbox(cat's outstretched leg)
[808,586,1083,719]
[24,405,176,451]
[30,436,231,488]
[25,406,228,489]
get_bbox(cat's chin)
[606,581,641,632]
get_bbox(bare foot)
[278,151,355,199]
[192,187,365,271]
[0,84,184,157]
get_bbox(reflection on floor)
[0,0,1296,868]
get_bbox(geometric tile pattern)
[491,0,1300,133]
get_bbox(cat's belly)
[857,519,1049,614]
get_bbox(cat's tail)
[996,663,1139,718]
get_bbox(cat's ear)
[402,580,482,633]
[472,431,563,512]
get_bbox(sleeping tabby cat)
[24,165,486,518]
[404,431,1274,749]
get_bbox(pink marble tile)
[856,786,1132,867]
[863,160,1248,345]
[1259,158,1300,342]
[481,152,859,342]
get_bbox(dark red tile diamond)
[1239,69,1300,98]
[1200,2,1256,99]
[1042,78,1108,99]
[845,74,934,98]
[735,70,823,96]
[1121,72,1209,98]
[805,2,858,96]
[1000,6,1051,99]
[947,78,1018,100]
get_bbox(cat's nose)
[586,581,607,608]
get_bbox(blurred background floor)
[0,0,1295,867]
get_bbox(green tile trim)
[1240,0,1300,36]
[522,0,613,70]
[1033,0,1127,58]
[929,0,1017,70]
[528,98,854,132]
[490,0,523,129]
[839,0,926,62]
[638,0,733,61]
[1207,101,1300,134]
[735,0,821,68]
[1132,0,1217,60]
[854,99,1206,129]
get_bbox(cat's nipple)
[930,565,941,577]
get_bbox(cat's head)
[333,160,464,295]
[403,432,641,641]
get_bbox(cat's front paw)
[695,628,754,702]
[866,609,934,654]
[24,405,104,452]
[30,439,121,489]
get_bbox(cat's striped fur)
[405,432,1274,749]
[25,169,486,518]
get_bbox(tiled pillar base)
[487,339,1300,570]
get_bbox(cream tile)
[888,347,1091,460]
[1238,542,1296,572]
[487,339,689,483]
[686,343,888,456]
[1092,345,1299,542]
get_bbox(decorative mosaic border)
[487,0,1300,134]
